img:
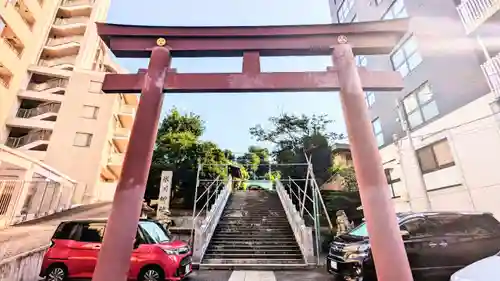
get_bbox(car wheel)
[139,266,164,281]
[45,265,67,281]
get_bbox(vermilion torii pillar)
[93,19,413,281]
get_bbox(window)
[139,221,171,243]
[81,105,99,119]
[0,17,5,34]
[372,118,384,147]
[77,223,106,243]
[382,0,408,20]
[416,139,454,173]
[403,83,439,128]
[356,55,367,67]
[390,35,423,77]
[52,222,78,240]
[337,0,355,23]
[400,218,436,237]
[385,168,400,198]
[365,91,375,107]
[427,215,500,236]
[74,132,93,147]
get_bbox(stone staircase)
[201,190,307,269]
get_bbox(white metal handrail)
[192,177,232,263]
[276,180,314,264]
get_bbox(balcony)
[1,26,25,57]
[61,0,94,7]
[52,16,88,36]
[107,153,124,177]
[43,36,82,57]
[457,0,500,33]
[482,53,500,96]
[112,127,130,152]
[12,0,36,31]
[0,64,13,89]
[116,104,136,128]
[38,55,77,70]
[46,35,83,47]
[6,129,52,150]
[16,102,61,120]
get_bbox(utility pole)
[395,99,432,211]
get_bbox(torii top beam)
[97,19,409,93]
[97,19,408,58]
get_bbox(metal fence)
[0,180,76,229]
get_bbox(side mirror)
[400,230,410,239]
[133,238,140,249]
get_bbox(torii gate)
[92,19,413,281]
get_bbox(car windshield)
[139,221,171,243]
[348,222,369,237]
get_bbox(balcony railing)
[457,0,500,33]
[119,104,136,115]
[47,36,83,47]
[114,127,130,138]
[16,102,61,119]
[39,55,77,68]
[6,130,52,148]
[27,79,68,91]
[108,153,125,165]
[482,53,500,96]
[54,16,89,26]
[61,0,95,7]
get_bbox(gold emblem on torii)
[156,37,167,46]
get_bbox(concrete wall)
[382,92,500,219]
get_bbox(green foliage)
[329,163,359,192]
[146,108,232,209]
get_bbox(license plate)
[330,260,338,270]
[185,264,190,273]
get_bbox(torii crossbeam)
[92,19,414,281]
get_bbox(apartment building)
[0,0,138,203]
[329,0,500,218]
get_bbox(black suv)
[326,212,500,280]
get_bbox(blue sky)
[107,0,347,154]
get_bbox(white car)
[450,252,500,281]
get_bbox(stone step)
[212,233,294,238]
[207,244,300,250]
[205,249,302,255]
[203,253,303,259]
[208,240,299,245]
[215,228,293,235]
[215,227,292,232]
[210,238,296,243]
[219,218,289,223]
[198,261,310,270]
[201,258,305,265]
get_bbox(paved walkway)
[188,269,334,281]
[0,202,112,260]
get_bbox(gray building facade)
[329,0,490,149]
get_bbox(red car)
[39,218,192,281]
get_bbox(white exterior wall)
[381,93,500,219]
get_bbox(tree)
[249,113,345,184]
[146,108,232,209]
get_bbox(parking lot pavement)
[274,269,335,281]
[186,270,233,281]
[185,269,334,281]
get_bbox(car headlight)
[162,248,181,255]
[162,246,190,255]
[357,244,370,252]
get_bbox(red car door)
[67,222,106,278]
